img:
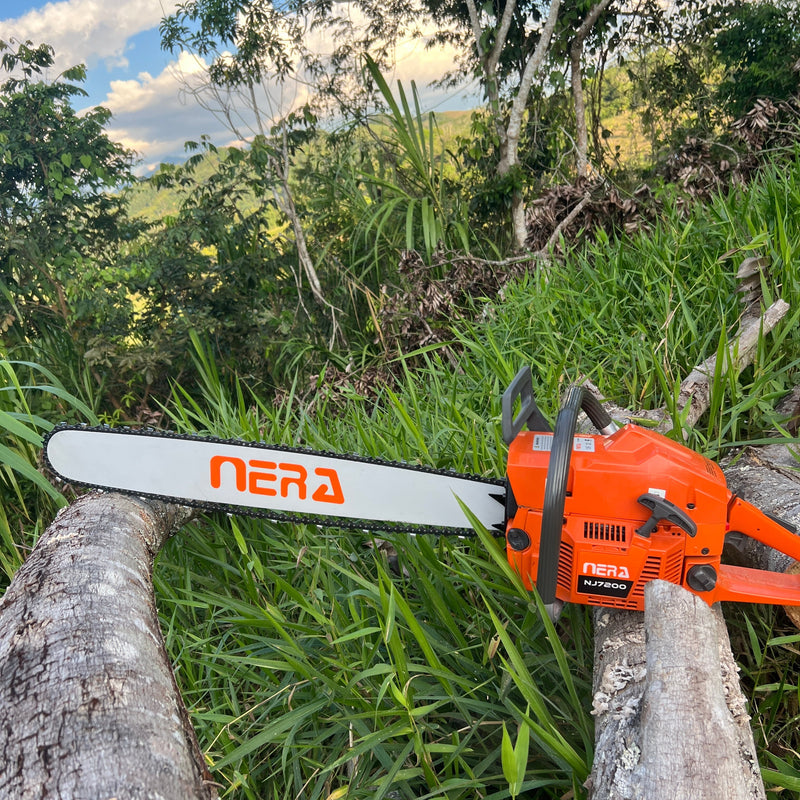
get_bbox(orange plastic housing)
[505,424,800,610]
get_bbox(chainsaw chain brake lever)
[502,366,552,444]
[502,367,620,445]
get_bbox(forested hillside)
[2,0,800,795]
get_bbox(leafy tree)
[624,0,800,152]
[422,0,669,247]
[0,40,137,346]
[158,0,666,254]
[713,0,800,118]
[103,142,348,394]
[158,0,407,340]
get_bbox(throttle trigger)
[636,493,697,538]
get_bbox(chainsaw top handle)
[536,385,617,603]
[501,367,617,444]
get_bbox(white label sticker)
[532,435,595,453]
[573,437,595,453]
[648,487,667,499]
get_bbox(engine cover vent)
[583,521,627,543]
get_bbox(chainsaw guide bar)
[43,424,506,537]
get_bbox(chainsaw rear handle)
[536,386,617,603]
[706,496,800,605]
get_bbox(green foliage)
[622,0,800,150]
[137,153,800,797]
[453,94,569,239]
[713,0,800,118]
[3,20,800,798]
[452,155,800,455]
[160,0,321,89]
[0,351,98,588]
[3,144,800,799]
[350,58,473,265]
[0,39,138,346]
[85,136,344,398]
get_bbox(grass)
[155,509,596,798]
[151,340,594,797]
[149,150,800,797]
[0,354,99,586]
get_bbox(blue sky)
[2,0,477,175]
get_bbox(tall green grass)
[126,151,800,797]
[0,354,98,585]
[449,152,800,457]
[3,143,800,798]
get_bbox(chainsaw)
[42,367,800,612]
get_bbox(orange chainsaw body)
[504,423,800,610]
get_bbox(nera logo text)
[210,455,344,504]
[582,561,630,579]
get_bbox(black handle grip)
[636,493,697,538]
[580,392,617,434]
[536,386,584,604]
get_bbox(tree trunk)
[571,42,589,177]
[569,0,613,176]
[0,491,217,800]
[722,444,800,576]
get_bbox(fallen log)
[587,580,766,800]
[674,298,789,430]
[723,445,800,629]
[0,491,217,800]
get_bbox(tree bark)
[637,583,761,799]
[571,42,590,177]
[0,491,217,800]
[723,445,800,628]
[588,582,765,800]
[722,445,800,579]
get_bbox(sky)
[1,0,478,175]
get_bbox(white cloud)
[103,53,241,171]
[2,0,476,174]
[2,0,180,73]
